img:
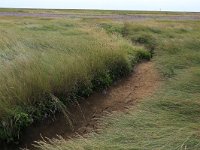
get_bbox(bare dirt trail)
[19,61,161,149]
[0,12,200,21]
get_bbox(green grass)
[35,20,200,149]
[1,8,199,16]
[0,17,149,142]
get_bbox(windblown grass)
[0,17,149,142]
[35,20,200,149]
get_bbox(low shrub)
[132,33,157,52]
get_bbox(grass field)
[0,16,150,143]
[1,8,200,16]
[0,9,200,150]
[34,20,200,149]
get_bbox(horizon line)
[0,7,200,13]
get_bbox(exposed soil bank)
[15,61,160,150]
[0,12,200,20]
[0,61,160,149]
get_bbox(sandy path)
[19,61,160,149]
[0,12,200,20]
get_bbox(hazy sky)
[0,0,199,12]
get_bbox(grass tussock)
[0,17,149,142]
[35,20,200,149]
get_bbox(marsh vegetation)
[0,10,199,150]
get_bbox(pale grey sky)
[0,0,199,12]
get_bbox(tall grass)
[0,17,149,142]
[35,20,200,149]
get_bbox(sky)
[0,0,199,12]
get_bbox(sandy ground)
[19,61,161,149]
[0,12,200,20]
